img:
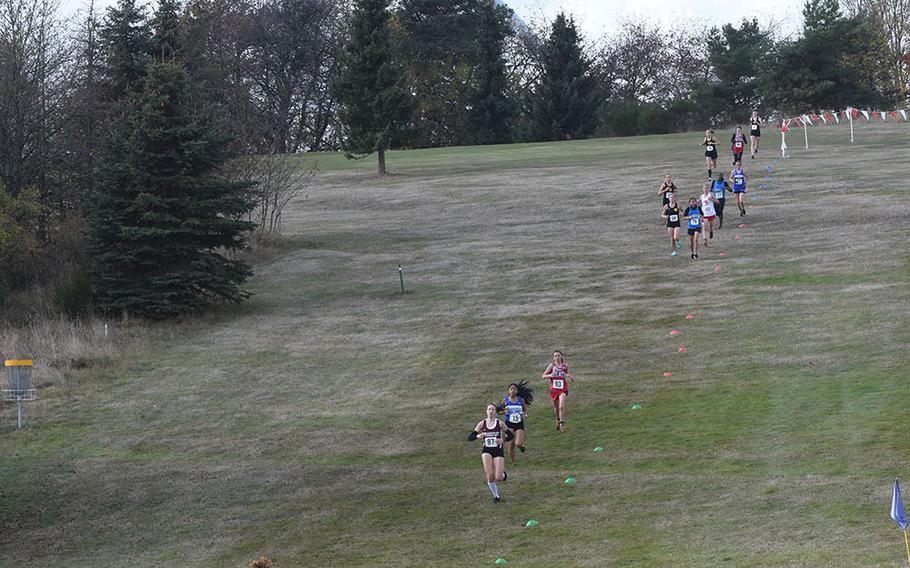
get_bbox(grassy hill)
[1,122,909,567]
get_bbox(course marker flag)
[678,346,688,353]
[891,479,910,567]
[670,329,680,335]
[526,519,538,527]
[495,558,508,565]
[565,476,576,485]
[630,403,642,410]
[593,446,605,452]
[663,372,673,377]
[686,314,695,319]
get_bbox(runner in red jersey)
[542,350,575,431]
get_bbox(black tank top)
[482,419,501,448]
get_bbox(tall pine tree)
[89,62,255,319]
[467,0,514,145]
[99,0,152,102]
[333,0,412,175]
[150,0,182,61]
[531,13,597,141]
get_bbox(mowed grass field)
[2,122,910,567]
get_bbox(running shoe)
[709,230,714,239]
[519,445,525,453]
[676,241,682,249]
[503,470,508,482]
[694,253,699,259]
[671,251,677,256]
[494,496,501,503]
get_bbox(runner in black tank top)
[702,129,719,179]
[468,404,511,502]
[749,111,763,159]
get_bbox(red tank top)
[549,364,569,391]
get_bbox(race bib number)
[669,214,678,222]
[735,142,743,148]
[552,379,565,390]
[509,413,522,423]
[484,436,498,448]
[751,124,759,130]
[706,145,714,152]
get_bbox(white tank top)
[700,194,716,217]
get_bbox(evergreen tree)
[706,19,773,118]
[99,0,153,101]
[89,62,255,319]
[467,0,514,145]
[763,0,893,111]
[151,0,183,61]
[531,13,597,141]
[333,0,413,175]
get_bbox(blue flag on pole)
[892,479,909,530]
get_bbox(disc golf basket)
[3,359,37,429]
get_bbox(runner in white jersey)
[700,183,719,244]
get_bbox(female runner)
[730,126,746,164]
[661,193,682,256]
[749,111,763,159]
[500,381,533,465]
[711,172,731,229]
[731,161,748,216]
[684,197,703,259]
[543,350,575,431]
[700,183,719,243]
[701,129,719,180]
[468,403,512,502]
[658,174,678,214]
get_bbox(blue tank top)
[712,180,726,200]
[732,169,746,189]
[686,206,702,229]
[503,396,524,424]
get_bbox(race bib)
[484,436,498,448]
[706,145,714,152]
[751,124,759,130]
[552,379,565,390]
[669,214,678,222]
[735,142,743,148]
[509,413,522,423]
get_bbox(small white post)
[781,131,788,158]
[848,108,854,143]
[104,323,109,338]
[804,118,809,149]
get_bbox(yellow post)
[903,529,910,567]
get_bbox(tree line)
[0,0,906,318]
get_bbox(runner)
[702,129,719,179]
[730,125,746,164]
[661,193,683,256]
[731,161,748,216]
[658,174,678,215]
[683,197,703,259]
[749,111,763,159]
[499,381,533,465]
[700,183,719,243]
[468,404,512,503]
[542,350,575,432]
[711,172,732,229]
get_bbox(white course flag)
[881,111,887,120]
[861,109,870,120]
[901,110,908,120]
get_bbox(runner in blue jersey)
[499,381,533,465]
[684,197,704,259]
[731,161,748,216]
[711,173,731,229]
